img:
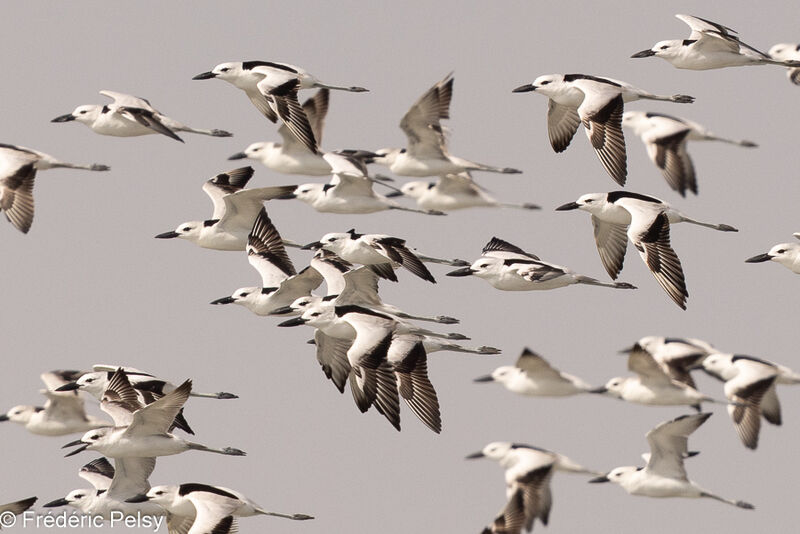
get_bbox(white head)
[632,40,684,61]
[140,485,181,509]
[474,366,521,386]
[591,466,641,489]
[399,181,430,200]
[512,74,567,97]
[291,183,325,205]
[211,287,263,310]
[372,148,403,166]
[316,232,351,254]
[621,111,649,133]
[597,377,627,398]
[555,193,606,215]
[768,43,800,61]
[70,372,110,399]
[43,489,95,512]
[467,441,514,461]
[0,405,39,425]
[51,104,102,126]
[746,243,800,271]
[289,295,326,315]
[70,427,113,453]
[193,62,246,84]
[154,221,205,244]
[701,352,736,381]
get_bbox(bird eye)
[585,199,593,203]
[85,378,94,383]
[327,238,336,242]
[310,312,321,317]
[253,147,260,151]
[479,264,489,268]
[90,435,99,440]
[301,189,310,194]
[75,494,84,499]
[660,45,668,50]
[79,110,87,114]
[182,227,191,232]
[540,80,550,85]
[155,491,163,496]
[220,67,230,72]
[239,292,250,297]
[777,249,786,253]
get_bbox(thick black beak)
[55,382,80,392]
[384,191,404,198]
[473,375,494,383]
[63,443,89,457]
[446,267,474,277]
[210,296,235,305]
[43,498,70,508]
[155,231,180,239]
[465,451,485,459]
[278,317,307,327]
[0,414,8,422]
[588,387,608,394]
[193,71,217,80]
[62,439,83,449]
[269,305,294,315]
[512,83,535,93]
[228,152,247,160]
[745,253,772,263]
[588,475,610,483]
[618,343,640,354]
[301,241,323,250]
[51,113,76,123]
[125,494,150,503]
[631,49,656,58]
[275,192,297,200]
[555,201,580,211]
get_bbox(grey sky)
[1,1,798,532]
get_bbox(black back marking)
[563,74,621,87]
[606,191,662,204]
[178,483,238,500]
[242,60,298,74]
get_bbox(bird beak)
[555,201,581,211]
[55,382,80,392]
[192,71,217,80]
[269,306,295,315]
[228,152,248,160]
[275,192,297,200]
[278,317,307,327]
[125,494,150,503]
[43,498,70,508]
[210,296,235,305]
[446,267,475,277]
[384,191,404,198]
[0,415,8,422]
[745,253,772,263]
[618,345,636,354]
[62,439,83,449]
[473,375,495,383]
[51,113,76,123]
[301,241,323,250]
[631,49,657,58]
[63,443,89,457]
[465,451,485,459]
[154,231,180,239]
[588,475,610,483]
[512,83,536,93]
[588,387,608,394]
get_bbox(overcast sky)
[1,1,799,532]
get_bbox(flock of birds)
[2,12,800,534]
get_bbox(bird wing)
[591,215,628,279]
[101,369,144,427]
[244,86,278,123]
[217,185,296,232]
[643,128,695,196]
[645,412,711,480]
[391,339,441,433]
[760,383,782,426]
[436,173,480,196]
[624,205,687,310]
[310,250,353,295]
[107,457,155,500]
[247,207,296,286]
[0,159,37,233]
[486,464,554,533]
[0,497,37,516]
[675,14,745,54]
[99,90,153,110]
[576,88,627,185]
[40,370,83,392]
[314,330,352,394]
[339,266,382,306]
[202,167,256,220]
[728,375,778,449]
[481,237,540,261]
[167,513,196,534]
[115,106,183,142]
[400,73,453,160]
[628,346,673,385]
[78,458,114,491]
[126,380,191,436]
[327,174,375,198]
[515,348,565,381]
[42,390,89,423]
[546,99,581,153]
[264,79,318,153]
[186,495,239,534]
[373,236,436,283]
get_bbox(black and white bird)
[388,172,540,212]
[592,344,721,409]
[154,167,295,250]
[304,228,462,283]
[126,483,313,534]
[282,152,443,215]
[631,14,800,70]
[622,111,756,196]
[745,234,800,274]
[446,237,637,291]
[556,191,738,309]
[701,353,787,449]
[52,90,231,142]
[372,73,521,177]
[512,74,693,185]
[621,336,715,389]
[62,369,246,459]
[210,208,323,315]
[43,457,164,520]
[229,89,333,175]
[473,348,594,397]
[0,143,109,233]
[589,413,754,509]
[768,43,800,85]
[1,371,110,436]
[0,497,37,525]
[467,442,600,533]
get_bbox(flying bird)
[512,74,693,185]
[768,43,800,85]
[745,234,800,274]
